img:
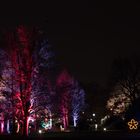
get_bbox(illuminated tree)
[56,70,73,129]
[107,57,140,117]
[31,68,52,131]
[0,26,86,134]
[106,85,131,117]
[71,81,85,127]
[4,25,37,136]
[110,57,140,102]
[56,70,86,129]
[31,39,55,131]
[0,49,16,134]
[1,27,56,135]
[0,91,10,133]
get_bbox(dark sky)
[0,1,140,86]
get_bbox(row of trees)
[0,26,85,135]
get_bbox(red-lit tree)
[2,28,55,135]
[5,25,36,136]
[56,70,74,129]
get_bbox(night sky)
[0,1,140,87]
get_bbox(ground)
[1,132,140,140]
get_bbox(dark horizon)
[0,1,140,87]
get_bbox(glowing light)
[38,130,42,134]
[60,125,64,131]
[28,116,34,122]
[92,113,96,117]
[73,116,78,127]
[41,119,52,129]
[42,122,50,129]
[103,128,107,131]
[7,120,10,133]
[49,118,52,129]
[16,122,20,133]
[95,124,98,129]
[128,119,139,130]
[1,122,4,133]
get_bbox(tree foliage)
[0,26,86,134]
[107,56,140,117]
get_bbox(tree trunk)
[7,120,10,133]
[16,122,20,133]
[23,116,29,136]
[63,115,66,130]
[49,113,52,129]
[66,113,69,128]
[12,117,16,135]
[49,118,52,129]
[0,121,4,134]
[73,116,77,127]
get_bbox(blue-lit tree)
[31,39,55,132]
[71,81,85,127]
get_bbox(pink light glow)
[16,122,20,133]
[1,122,4,133]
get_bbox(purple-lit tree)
[31,39,55,131]
[31,68,53,131]
[71,81,85,127]
[0,91,11,133]
[0,49,16,134]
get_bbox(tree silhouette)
[107,56,140,117]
